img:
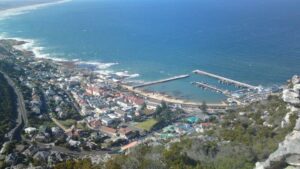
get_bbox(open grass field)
[135,118,158,131]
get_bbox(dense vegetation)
[54,159,95,169]
[215,96,296,161]
[134,101,184,131]
[0,72,17,144]
[152,101,185,130]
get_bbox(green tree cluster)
[54,159,95,169]
[153,101,184,130]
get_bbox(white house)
[24,127,37,135]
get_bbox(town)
[0,39,282,168]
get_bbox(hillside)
[0,72,18,145]
[54,88,299,169]
[99,96,296,169]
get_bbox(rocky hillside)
[255,75,300,169]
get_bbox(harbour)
[193,70,258,90]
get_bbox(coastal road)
[1,71,28,141]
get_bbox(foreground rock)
[255,75,300,169]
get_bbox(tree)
[199,101,208,114]
[141,102,147,111]
[161,101,167,110]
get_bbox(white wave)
[75,61,118,70]
[94,70,114,76]
[1,35,143,82]
[115,71,130,77]
[2,36,68,62]
[115,71,140,79]
[128,73,140,79]
[0,0,72,20]
[1,35,143,83]
[0,35,119,70]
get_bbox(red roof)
[121,141,139,151]
[201,122,212,127]
[89,120,101,128]
[126,96,144,105]
[100,126,117,134]
[118,127,132,135]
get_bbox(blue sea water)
[1,0,300,102]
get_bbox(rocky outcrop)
[255,75,300,169]
[283,89,300,105]
[294,84,300,93]
[292,75,300,86]
[255,129,300,169]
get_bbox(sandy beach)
[122,84,228,108]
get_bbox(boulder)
[255,131,300,169]
[286,154,300,167]
[292,75,300,85]
[282,89,300,105]
[294,84,300,93]
[295,118,300,131]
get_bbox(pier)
[133,74,190,89]
[192,82,230,96]
[193,70,257,90]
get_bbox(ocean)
[0,0,300,102]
